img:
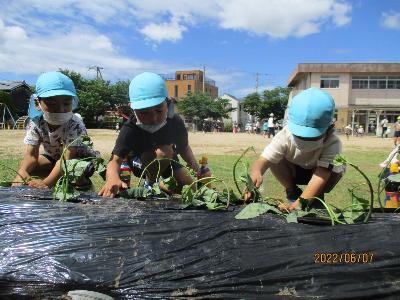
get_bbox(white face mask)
[291,135,324,152]
[136,121,167,133]
[39,104,73,125]
[134,111,167,133]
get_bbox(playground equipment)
[0,103,16,129]
[0,81,31,129]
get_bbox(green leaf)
[62,159,91,184]
[235,203,282,219]
[93,158,107,180]
[163,176,178,191]
[333,154,348,166]
[53,183,80,201]
[387,173,400,183]
[286,211,298,223]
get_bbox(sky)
[0,0,399,98]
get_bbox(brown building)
[164,70,218,100]
[287,63,400,135]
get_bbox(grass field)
[0,129,395,208]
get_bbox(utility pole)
[88,66,104,80]
[203,65,205,93]
[255,72,260,93]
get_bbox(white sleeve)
[260,130,287,163]
[23,120,40,146]
[317,136,344,173]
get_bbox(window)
[183,74,195,80]
[352,76,369,89]
[388,76,400,89]
[320,75,339,88]
[369,76,386,89]
[187,84,192,94]
[174,85,178,97]
[176,74,181,80]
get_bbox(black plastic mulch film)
[1,187,400,299]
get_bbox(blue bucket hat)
[129,72,167,110]
[28,71,79,119]
[288,88,335,138]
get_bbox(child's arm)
[244,157,271,202]
[12,145,40,186]
[28,147,78,188]
[98,154,127,198]
[280,166,332,211]
[178,145,200,174]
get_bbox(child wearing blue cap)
[99,72,202,197]
[245,88,344,211]
[13,71,98,188]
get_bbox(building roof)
[0,81,31,91]
[287,63,400,87]
[221,93,240,101]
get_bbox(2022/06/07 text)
[314,252,374,264]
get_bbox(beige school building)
[287,63,400,135]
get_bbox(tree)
[78,79,111,127]
[241,93,263,119]
[59,69,131,127]
[261,87,291,120]
[110,80,130,108]
[209,97,236,119]
[177,92,236,121]
[241,87,291,120]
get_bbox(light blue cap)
[129,72,167,110]
[288,87,335,138]
[28,71,79,119]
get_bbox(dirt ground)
[0,129,395,159]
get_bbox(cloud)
[0,19,167,79]
[1,0,352,43]
[139,17,187,43]
[382,11,400,29]
[217,0,351,38]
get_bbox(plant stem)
[232,146,256,197]
[349,162,374,223]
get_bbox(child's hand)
[243,173,263,203]
[278,199,300,212]
[11,181,24,187]
[28,179,49,189]
[243,191,253,203]
[98,179,128,198]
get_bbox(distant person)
[13,72,99,189]
[394,116,400,146]
[245,122,252,134]
[255,120,261,134]
[356,125,364,137]
[267,113,275,138]
[369,122,376,135]
[344,124,353,140]
[98,72,203,198]
[244,88,344,211]
[262,119,269,137]
[381,116,388,138]
[233,121,239,133]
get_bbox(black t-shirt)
[112,114,188,158]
